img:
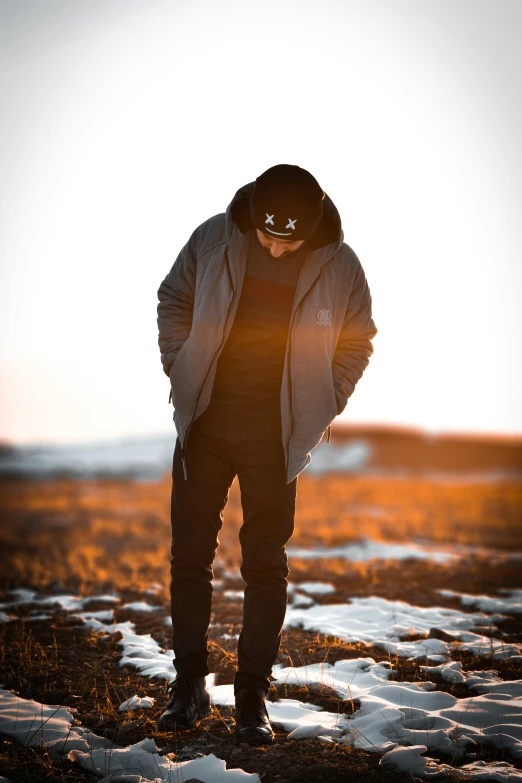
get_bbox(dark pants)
[170,427,297,694]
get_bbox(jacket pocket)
[288,405,336,465]
[288,366,337,464]
[293,368,337,418]
[168,346,184,391]
[168,341,190,412]
[334,383,348,416]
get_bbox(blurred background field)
[1,423,521,596]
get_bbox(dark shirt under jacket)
[192,229,308,441]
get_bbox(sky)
[0,0,521,444]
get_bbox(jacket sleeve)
[157,228,198,377]
[332,263,377,415]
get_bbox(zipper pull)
[181,452,188,481]
[326,424,331,443]
[168,389,172,404]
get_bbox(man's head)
[250,164,325,257]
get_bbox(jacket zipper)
[285,291,308,478]
[285,313,296,481]
[179,251,236,481]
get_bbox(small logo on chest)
[316,308,332,326]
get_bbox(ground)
[1,442,521,781]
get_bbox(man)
[156,164,377,745]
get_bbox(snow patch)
[143,582,163,596]
[0,433,177,481]
[269,660,522,770]
[292,594,316,608]
[120,601,164,613]
[224,590,244,600]
[71,609,115,623]
[284,595,516,660]
[118,695,155,711]
[306,441,371,474]
[1,589,120,612]
[287,538,459,564]
[293,581,336,595]
[0,687,259,781]
[421,661,502,686]
[439,588,522,615]
[381,745,522,781]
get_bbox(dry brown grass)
[1,472,521,595]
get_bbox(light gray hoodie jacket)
[157,180,377,483]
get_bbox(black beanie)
[250,164,325,241]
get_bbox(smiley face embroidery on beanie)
[263,212,299,237]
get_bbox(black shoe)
[234,687,275,746]
[156,675,211,731]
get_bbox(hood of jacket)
[225,180,345,264]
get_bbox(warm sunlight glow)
[1,0,521,443]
